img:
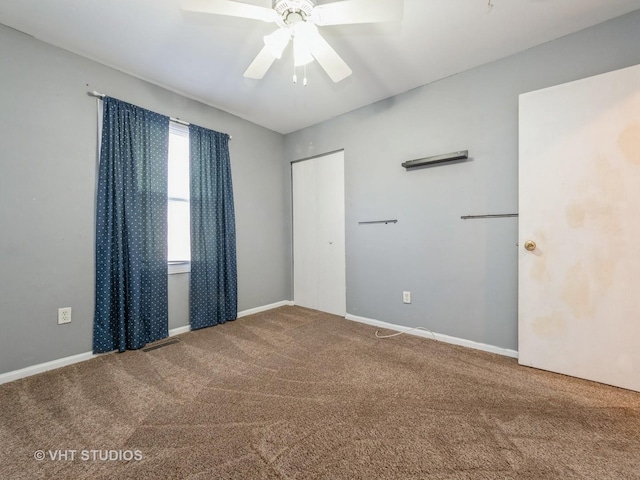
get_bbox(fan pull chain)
[292,64,308,85]
[293,65,308,85]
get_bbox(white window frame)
[168,121,191,275]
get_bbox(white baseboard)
[0,351,99,386]
[168,325,191,336]
[0,300,294,385]
[345,314,519,359]
[237,300,294,318]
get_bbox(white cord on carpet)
[375,327,437,341]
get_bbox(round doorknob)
[524,240,537,251]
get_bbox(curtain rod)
[88,90,232,138]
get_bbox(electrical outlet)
[58,307,72,325]
[403,291,411,304]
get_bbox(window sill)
[168,262,191,275]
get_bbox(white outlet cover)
[58,307,72,324]
[403,291,411,304]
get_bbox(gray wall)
[0,24,289,374]
[3,9,640,375]
[283,10,640,351]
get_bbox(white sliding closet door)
[293,151,346,316]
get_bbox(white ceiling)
[1,0,640,134]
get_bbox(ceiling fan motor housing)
[274,0,315,27]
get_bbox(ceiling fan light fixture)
[293,39,314,67]
[263,28,291,58]
[293,21,317,66]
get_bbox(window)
[168,122,190,274]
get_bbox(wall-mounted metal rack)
[461,214,518,220]
[358,219,398,225]
[402,150,468,169]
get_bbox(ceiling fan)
[182,0,404,83]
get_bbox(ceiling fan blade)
[251,0,273,7]
[182,0,278,23]
[311,0,403,26]
[243,45,278,79]
[308,31,352,83]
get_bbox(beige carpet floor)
[1,306,639,479]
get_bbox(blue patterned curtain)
[93,97,169,353]
[189,125,237,330]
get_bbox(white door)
[518,63,640,392]
[293,151,346,316]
